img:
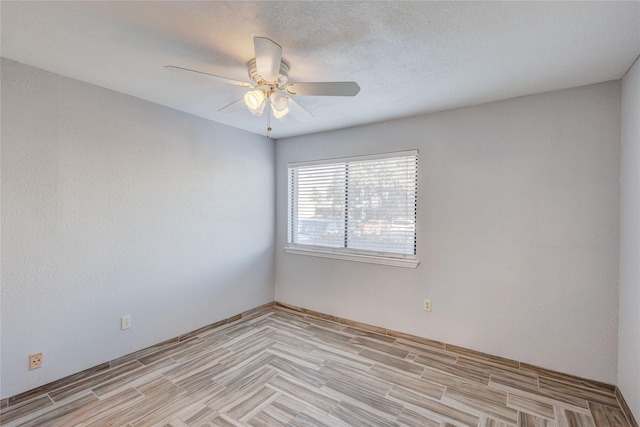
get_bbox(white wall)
[619,56,640,419]
[0,59,275,398]
[275,82,621,383]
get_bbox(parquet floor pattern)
[0,307,633,427]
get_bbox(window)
[286,150,418,268]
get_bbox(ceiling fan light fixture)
[244,89,266,111]
[249,103,266,117]
[272,105,289,119]
[270,91,289,118]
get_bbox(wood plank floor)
[0,307,633,427]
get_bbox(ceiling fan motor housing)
[248,58,289,88]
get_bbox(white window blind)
[287,150,418,264]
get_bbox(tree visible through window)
[287,150,418,260]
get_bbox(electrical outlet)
[121,315,131,330]
[423,299,432,312]
[29,352,43,370]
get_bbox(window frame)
[285,150,419,268]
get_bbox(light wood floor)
[0,306,634,427]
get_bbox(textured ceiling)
[2,1,639,139]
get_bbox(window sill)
[284,246,419,268]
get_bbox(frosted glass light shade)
[244,90,266,116]
[270,92,289,118]
[273,106,289,118]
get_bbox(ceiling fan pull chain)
[266,102,272,138]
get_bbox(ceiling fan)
[166,37,360,129]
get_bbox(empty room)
[1,2,639,426]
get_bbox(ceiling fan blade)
[254,37,282,82]
[285,82,360,96]
[287,97,314,122]
[218,98,247,113]
[165,66,252,88]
